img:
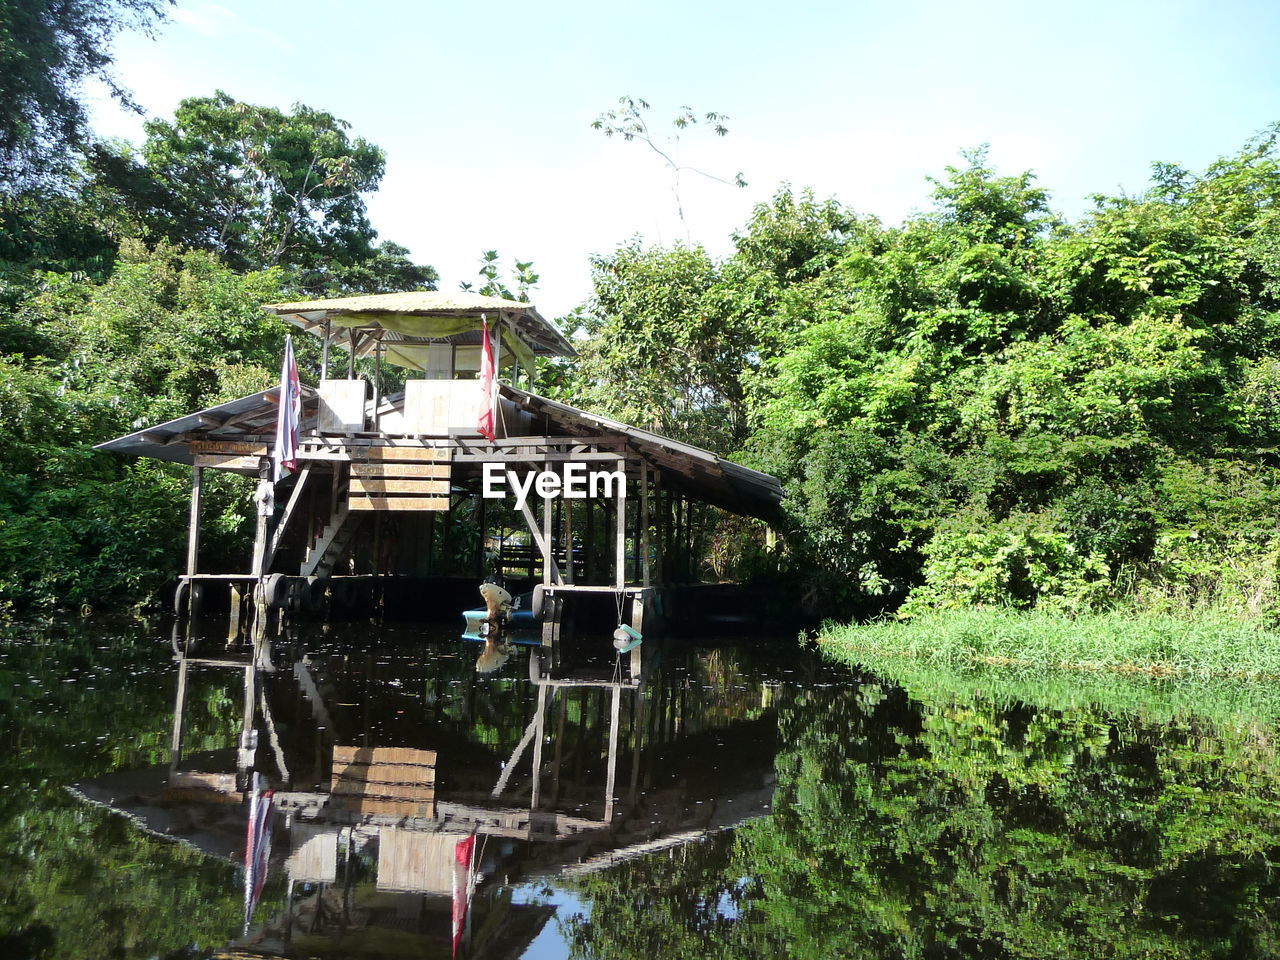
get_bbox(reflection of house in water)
[72,633,782,956]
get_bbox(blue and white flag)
[273,335,301,482]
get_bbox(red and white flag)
[273,334,301,482]
[477,319,497,442]
[243,773,275,931]
[451,833,477,958]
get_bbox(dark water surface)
[2,618,1280,959]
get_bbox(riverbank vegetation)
[820,607,1280,684]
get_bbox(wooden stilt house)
[96,291,782,644]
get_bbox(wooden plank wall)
[330,745,437,817]
[348,447,453,512]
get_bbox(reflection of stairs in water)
[301,505,361,577]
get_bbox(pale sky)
[86,0,1280,320]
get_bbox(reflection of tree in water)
[561,677,1280,959]
[0,626,245,960]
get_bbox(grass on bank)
[818,607,1280,683]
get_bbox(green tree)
[0,0,168,190]
[136,91,388,272]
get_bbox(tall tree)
[0,0,168,190]
[137,92,386,272]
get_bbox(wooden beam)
[192,440,269,455]
[194,454,260,471]
[266,464,312,568]
[350,463,450,478]
[517,498,563,584]
[359,446,451,462]
[348,496,449,511]
[350,478,450,495]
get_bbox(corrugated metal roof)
[264,291,575,359]
[266,291,530,315]
[499,386,783,520]
[94,382,782,520]
[93,385,318,467]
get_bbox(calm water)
[2,618,1280,959]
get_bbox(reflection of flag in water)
[273,334,301,482]
[451,833,477,958]
[477,319,496,442]
[243,773,275,931]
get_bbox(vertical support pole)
[238,665,257,787]
[320,319,331,380]
[372,340,383,432]
[542,490,553,587]
[346,328,356,379]
[251,465,273,643]
[630,593,644,679]
[169,656,190,774]
[530,683,549,810]
[640,462,651,588]
[614,457,627,590]
[185,466,204,618]
[475,492,486,579]
[604,683,621,822]
[563,494,574,584]
[426,511,436,576]
[629,686,645,805]
[584,494,595,583]
[228,583,243,645]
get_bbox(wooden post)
[584,494,595,583]
[426,511,436,575]
[227,583,243,645]
[475,492,486,579]
[238,664,257,785]
[185,466,203,617]
[530,683,548,810]
[372,339,383,431]
[563,494,574,585]
[321,319,331,379]
[542,490,553,587]
[251,465,273,641]
[630,592,644,679]
[614,457,626,590]
[640,462,651,588]
[169,656,190,774]
[604,683,621,822]
[346,328,356,379]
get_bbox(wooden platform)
[330,745,437,818]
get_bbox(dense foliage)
[576,134,1280,618]
[0,0,168,189]
[562,668,1280,959]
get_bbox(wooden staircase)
[301,505,361,578]
[299,445,453,577]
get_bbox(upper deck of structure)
[97,291,781,520]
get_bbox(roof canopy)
[95,384,783,521]
[265,291,575,373]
